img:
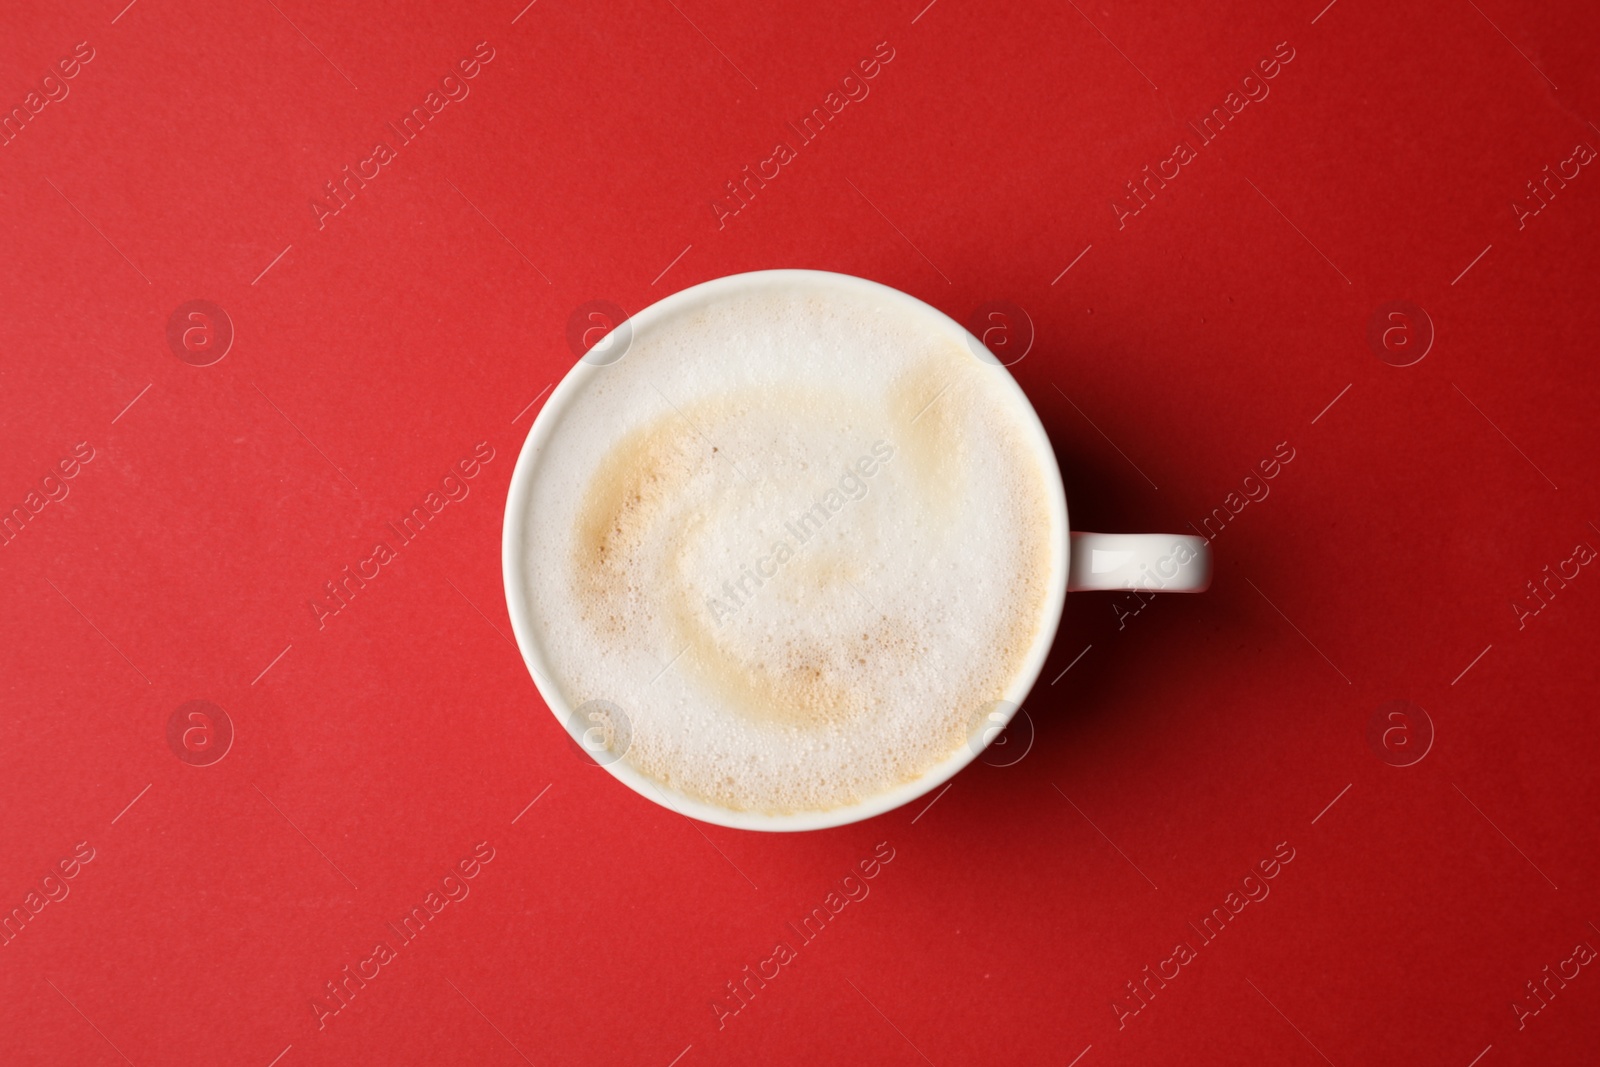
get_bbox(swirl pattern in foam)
[518,281,1058,814]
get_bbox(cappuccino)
[516,280,1060,813]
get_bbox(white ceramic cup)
[502,270,1210,832]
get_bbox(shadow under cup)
[502,270,1071,832]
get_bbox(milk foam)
[519,282,1058,813]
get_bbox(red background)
[2,0,1598,1064]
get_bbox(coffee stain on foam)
[567,365,1056,811]
[889,347,973,515]
[573,388,877,733]
[883,343,1057,737]
[571,402,710,636]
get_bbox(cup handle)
[1067,532,1212,593]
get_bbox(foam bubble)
[519,282,1058,813]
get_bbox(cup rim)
[501,269,1070,831]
